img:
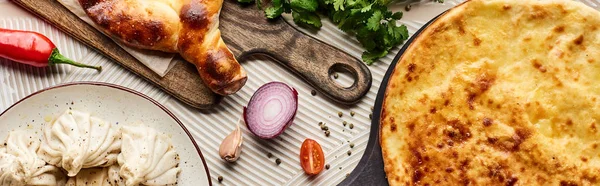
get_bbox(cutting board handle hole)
[329,63,357,89]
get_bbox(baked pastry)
[380,0,600,185]
[78,0,247,95]
[38,110,121,176]
[0,131,66,186]
[118,124,180,186]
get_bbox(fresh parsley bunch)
[238,0,411,65]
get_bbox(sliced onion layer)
[243,82,298,139]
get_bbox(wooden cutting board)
[11,0,372,109]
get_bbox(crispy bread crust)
[79,0,247,95]
[381,0,600,185]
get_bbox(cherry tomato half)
[300,138,325,175]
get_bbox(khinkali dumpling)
[65,165,123,186]
[118,124,180,186]
[0,131,66,186]
[38,110,121,176]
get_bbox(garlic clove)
[219,119,243,162]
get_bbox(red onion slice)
[243,82,298,139]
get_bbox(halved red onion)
[243,82,298,139]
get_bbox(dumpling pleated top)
[38,110,122,176]
[118,124,180,186]
[0,131,66,186]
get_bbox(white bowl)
[0,82,211,186]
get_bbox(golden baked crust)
[79,0,247,95]
[380,0,600,185]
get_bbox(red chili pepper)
[0,28,101,71]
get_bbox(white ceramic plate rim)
[0,81,212,186]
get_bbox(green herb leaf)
[366,10,382,31]
[391,11,403,19]
[238,0,445,63]
[362,50,388,65]
[333,0,345,11]
[292,11,323,28]
[264,0,285,19]
[360,3,373,12]
[265,6,285,19]
[290,0,319,12]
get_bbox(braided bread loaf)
[79,0,247,95]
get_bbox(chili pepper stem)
[49,48,102,72]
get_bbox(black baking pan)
[338,12,444,186]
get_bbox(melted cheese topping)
[380,0,600,185]
[118,124,180,186]
[0,131,65,185]
[38,110,121,176]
